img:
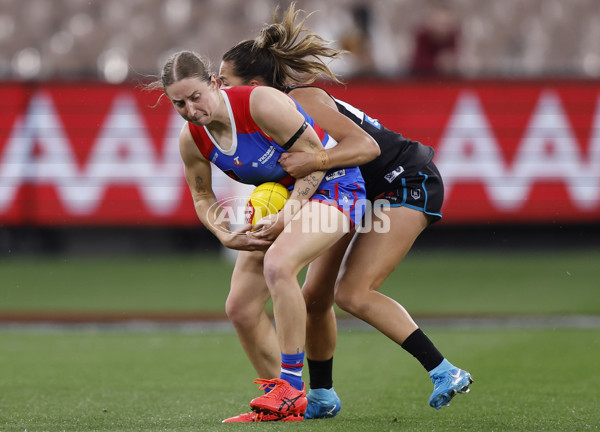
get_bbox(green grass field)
[1,249,599,431]
[1,249,599,315]
[0,329,598,431]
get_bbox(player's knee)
[263,248,294,289]
[334,288,353,313]
[335,285,369,316]
[225,295,245,325]
[225,290,258,328]
[226,302,260,331]
[303,283,334,315]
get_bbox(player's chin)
[188,115,209,126]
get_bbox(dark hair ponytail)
[222,40,282,89]
[222,2,344,90]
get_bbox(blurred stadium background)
[3,0,600,80]
[1,0,599,302]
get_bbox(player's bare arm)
[249,86,327,236]
[279,87,379,178]
[179,124,271,251]
[249,86,327,200]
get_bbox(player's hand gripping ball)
[245,182,290,226]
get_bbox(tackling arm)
[278,87,380,178]
[249,86,328,234]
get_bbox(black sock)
[307,357,333,389]
[401,328,445,372]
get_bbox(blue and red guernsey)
[188,86,330,188]
[188,86,367,226]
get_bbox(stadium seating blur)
[1,0,599,81]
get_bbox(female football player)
[151,49,379,421]
[218,3,472,422]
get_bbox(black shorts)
[372,160,444,224]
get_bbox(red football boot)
[222,411,303,423]
[249,378,307,417]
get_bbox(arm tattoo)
[307,174,320,187]
[297,186,312,197]
[296,174,321,198]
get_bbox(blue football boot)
[304,387,341,419]
[429,366,473,410]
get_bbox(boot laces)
[253,378,288,398]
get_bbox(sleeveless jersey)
[189,86,339,187]
[187,86,366,225]
[285,85,435,200]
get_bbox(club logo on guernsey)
[384,165,404,183]
[364,114,381,129]
[325,169,346,181]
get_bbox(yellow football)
[245,182,291,226]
